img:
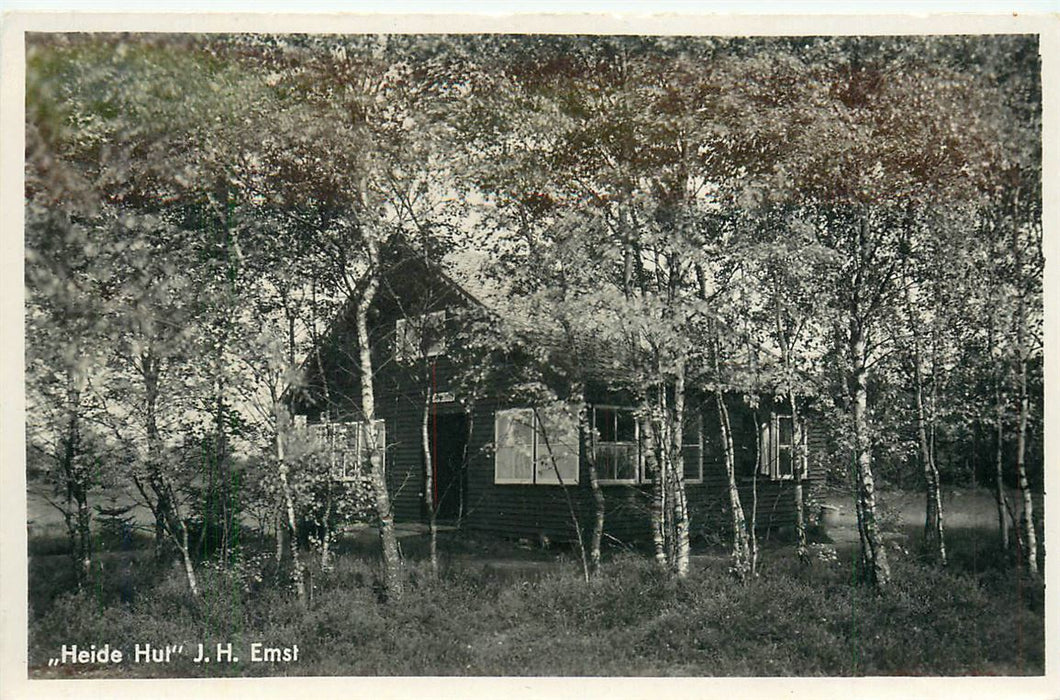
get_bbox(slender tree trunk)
[643,403,667,570]
[153,475,199,597]
[136,353,198,596]
[660,391,677,568]
[581,406,606,577]
[306,287,336,572]
[927,336,946,565]
[850,326,890,588]
[60,378,92,589]
[712,332,750,580]
[1015,339,1037,574]
[66,472,91,590]
[790,395,807,564]
[926,308,945,543]
[58,497,85,591]
[460,411,473,523]
[750,410,760,576]
[214,389,232,567]
[535,407,590,583]
[141,354,171,563]
[671,358,690,578]
[320,477,334,572]
[571,383,606,577]
[792,472,806,561]
[74,484,91,586]
[853,477,870,573]
[902,269,947,564]
[176,511,199,598]
[914,376,942,555]
[215,182,237,568]
[774,274,807,563]
[717,391,751,580]
[274,506,285,564]
[354,255,404,599]
[911,325,946,564]
[1011,184,1038,575]
[422,368,439,577]
[275,411,307,606]
[994,382,1010,550]
[845,212,891,589]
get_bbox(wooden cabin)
[291,242,826,546]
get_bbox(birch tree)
[232,34,473,597]
[26,35,217,591]
[453,36,762,578]
[721,37,1034,587]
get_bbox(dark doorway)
[429,411,468,522]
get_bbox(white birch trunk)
[1012,184,1038,575]
[422,378,438,576]
[354,247,404,598]
[850,328,891,588]
[275,416,307,605]
[671,358,690,578]
[643,405,667,570]
[717,390,751,580]
[994,383,1010,550]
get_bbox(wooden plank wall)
[375,378,828,545]
[295,249,831,546]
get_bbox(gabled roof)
[296,235,804,405]
[432,244,792,393]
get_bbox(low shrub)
[28,526,1044,677]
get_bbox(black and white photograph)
[2,5,1056,697]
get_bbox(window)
[593,406,639,483]
[494,409,534,484]
[758,414,804,480]
[307,419,386,481]
[395,311,446,362]
[777,415,795,479]
[494,407,579,485]
[589,406,704,485]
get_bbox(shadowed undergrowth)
[28,524,1043,678]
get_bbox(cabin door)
[429,411,468,522]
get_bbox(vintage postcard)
[2,6,1057,700]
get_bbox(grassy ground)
[26,496,1044,678]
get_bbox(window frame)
[493,408,536,485]
[775,414,795,480]
[308,418,386,483]
[534,406,581,486]
[592,405,642,485]
[395,310,447,363]
[493,407,580,486]
[758,412,805,481]
[588,405,704,486]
